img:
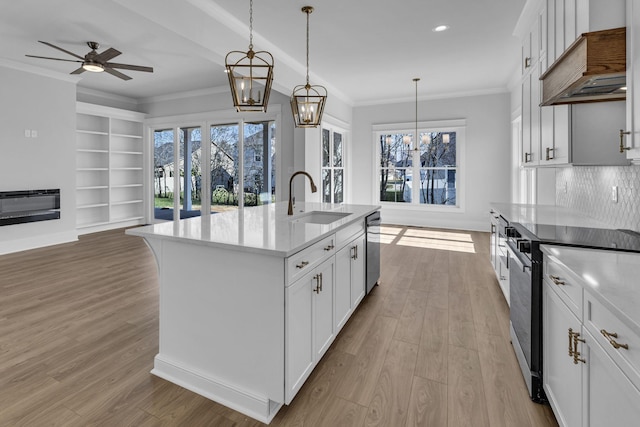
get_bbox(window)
[376,120,463,208]
[321,127,345,203]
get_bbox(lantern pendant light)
[225,0,274,112]
[291,6,327,128]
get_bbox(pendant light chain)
[249,0,254,50]
[305,8,310,86]
[414,78,420,150]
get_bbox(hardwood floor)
[0,226,558,426]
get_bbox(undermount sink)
[290,211,351,224]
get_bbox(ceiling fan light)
[82,62,104,73]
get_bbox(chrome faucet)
[288,171,317,215]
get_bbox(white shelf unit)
[76,102,146,234]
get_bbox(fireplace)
[0,189,60,226]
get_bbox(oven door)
[507,240,545,402]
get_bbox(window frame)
[373,119,465,213]
[321,124,346,204]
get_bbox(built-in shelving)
[76,102,146,233]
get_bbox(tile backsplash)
[556,165,640,232]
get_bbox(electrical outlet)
[612,186,618,203]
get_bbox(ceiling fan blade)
[70,67,86,75]
[105,62,153,73]
[25,54,83,63]
[103,67,132,81]
[38,41,85,60]
[94,47,122,63]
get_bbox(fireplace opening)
[0,189,60,226]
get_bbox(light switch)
[24,129,31,138]
[31,130,38,138]
[612,186,618,203]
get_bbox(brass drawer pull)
[546,147,555,161]
[296,261,309,269]
[550,275,565,286]
[601,329,629,350]
[324,244,334,251]
[569,328,586,364]
[313,274,321,293]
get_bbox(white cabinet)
[625,0,640,162]
[335,232,365,331]
[285,255,335,403]
[542,250,640,426]
[543,280,583,427]
[76,102,145,233]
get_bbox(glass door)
[210,123,240,213]
[178,126,202,219]
[154,129,175,221]
[244,121,276,206]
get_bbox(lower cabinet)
[285,257,335,404]
[335,232,365,330]
[543,281,583,427]
[543,254,640,427]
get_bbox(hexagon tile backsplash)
[556,165,640,232]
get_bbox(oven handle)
[507,241,531,273]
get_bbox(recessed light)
[433,25,449,32]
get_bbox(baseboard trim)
[0,230,78,255]
[152,355,282,424]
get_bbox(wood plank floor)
[0,226,558,426]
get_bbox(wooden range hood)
[540,27,626,106]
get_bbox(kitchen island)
[126,202,380,423]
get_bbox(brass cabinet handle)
[524,152,532,163]
[296,260,309,269]
[524,57,531,68]
[601,329,629,350]
[569,328,586,364]
[550,275,565,286]
[620,129,631,153]
[546,147,555,161]
[568,328,575,357]
[324,244,334,251]
[313,274,321,294]
[351,245,359,260]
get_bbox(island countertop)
[126,202,380,257]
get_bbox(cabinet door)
[335,244,352,331]
[350,234,366,308]
[543,283,582,427]
[285,270,314,403]
[522,75,533,166]
[313,259,334,360]
[626,0,640,160]
[583,329,640,426]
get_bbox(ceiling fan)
[25,41,153,81]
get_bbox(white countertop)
[541,245,640,335]
[490,203,610,228]
[126,202,380,257]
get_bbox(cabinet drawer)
[286,234,335,285]
[543,255,583,320]
[584,291,640,390]
[335,221,365,249]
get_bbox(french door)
[152,119,276,222]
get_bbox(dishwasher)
[365,211,381,294]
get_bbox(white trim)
[356,88,508,107]
[76,86,140,107]
[77,101,146,121]
[0,58,80,83]
[0,230,78,255]
[138,85,229,104]
[373,119,466,132]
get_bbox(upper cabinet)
[516,0,629,167]
[625,0,640,163]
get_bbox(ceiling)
[0,0,526,106]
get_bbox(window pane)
[244,121,275,206]
[333,132,343,167]
[210,124,239,212]
[154,129,174,221]
[334,169,343,203]
[419,132,456,167]
[322,169,331,203]
[322,128,330,167]
[380,167,409,203]
[419,168,456,205]
[178,127,202,219]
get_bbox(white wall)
[0,64,77,253]
[351,92,512,231]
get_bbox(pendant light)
[404,77,430,150]
[291,6,327,128]
[225,0,274,112]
